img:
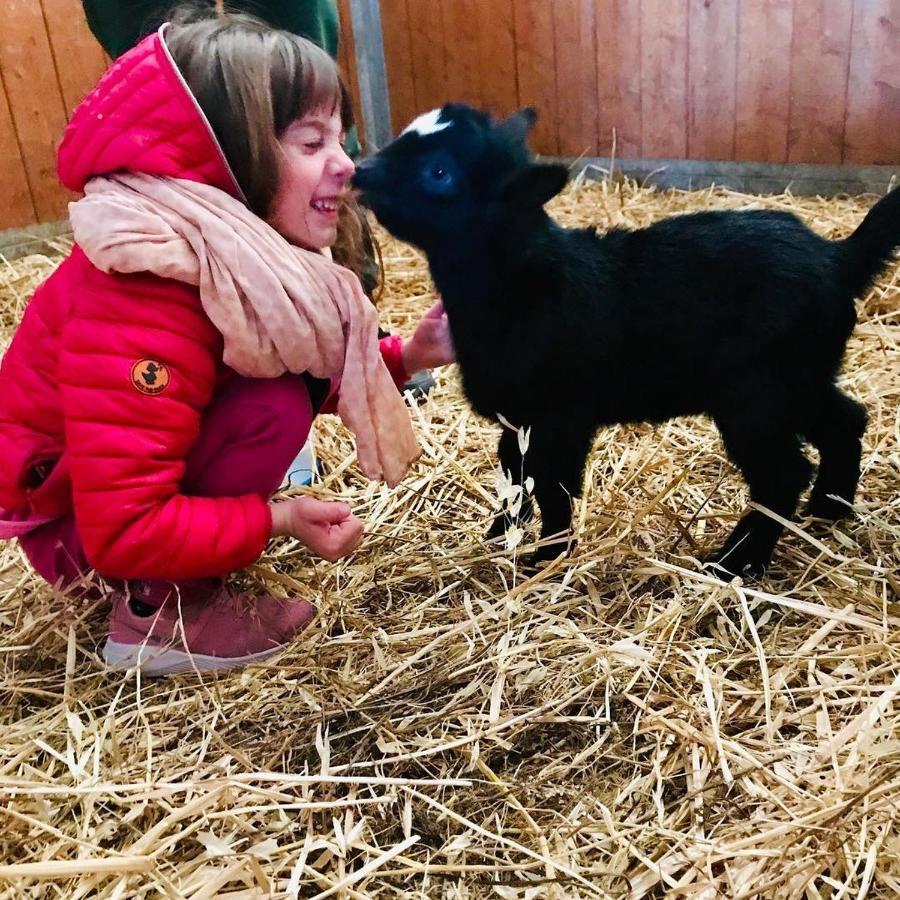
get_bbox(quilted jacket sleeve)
[59,268,271,581]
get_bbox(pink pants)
[20,374,315,590]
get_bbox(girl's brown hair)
[163,3,381,297]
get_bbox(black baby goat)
[353,105,900,575]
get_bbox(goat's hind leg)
[709,413,813,576]
[804,385,867,520]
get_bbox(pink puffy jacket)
[0,31,406,580]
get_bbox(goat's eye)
[421,159,457,195]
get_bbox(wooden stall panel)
[514,0,558,155]
[41,0,108,117]
[641,0,689,159]
[787,0,853,164]
[595,0,643,159]
[845,0,900,165]
[474,0,519,120]
[735,0,793,162]
[406,0,448,116]
[379,0,418,134]
[0,73,36,230]
[0,0,72,223]
[688,0,738,161]
[554,0,599,157]
[441,0,483,108]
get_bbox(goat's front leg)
[522,420,596,564]
[486,426,535,540]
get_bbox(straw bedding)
[1,178,898,898]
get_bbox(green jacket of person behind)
[81,1,359,155]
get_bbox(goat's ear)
[497,163,569,209]
[497,107,538,145]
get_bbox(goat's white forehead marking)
[401,108,452,137]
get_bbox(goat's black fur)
[353,105,900,574]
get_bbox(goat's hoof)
[704,546,769,579]
[806,493,853,521]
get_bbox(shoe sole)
[103,639,285,676]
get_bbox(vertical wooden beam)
[641,0,689,159]
[735,0,793,163]
[348,0,392,151]
[595,0,642,159]
[688,0,738,161]
[337,0,366,149]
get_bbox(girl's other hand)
[270,497,364,561]
[402,301,455,373]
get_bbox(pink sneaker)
[103,580,315,675]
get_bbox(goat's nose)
[351,156,381,188]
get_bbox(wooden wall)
[378,0,900,165]
[1,0,897,234]
[0,0,107,231]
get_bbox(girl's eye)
[304,141,324,152]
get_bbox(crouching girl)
[0,7,454,675]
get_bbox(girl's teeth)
[312,199,338,212]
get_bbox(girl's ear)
[496,163,569,210]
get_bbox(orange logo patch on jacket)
[131,360,170,395]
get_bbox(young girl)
[0,7,454,675]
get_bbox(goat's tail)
[840,185,900,298]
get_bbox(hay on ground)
[1,178,898,898]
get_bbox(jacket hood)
[58,27,245,201]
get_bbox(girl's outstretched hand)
[402,300,455,373]
[270,497,364,561]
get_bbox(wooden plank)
[844,0,900,165]
[441,0,482,108]
[594,0,642,159]
[787,0,853,164]
[734,0,793,163]
[379,0,417,133]
[40,0,108,118]
[553,0,598,157]
[0,0,71,222]
[475,0,519,119]
[514,0,558,155]
[0,70,36,230]
[406,0,447,115]
[688,0,738,161]
[641,0,689,159]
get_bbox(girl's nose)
[329,144,355,182]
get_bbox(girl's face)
[269,109,354,250]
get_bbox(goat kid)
[353,105,900,575]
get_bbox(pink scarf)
[69,173,419,487]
